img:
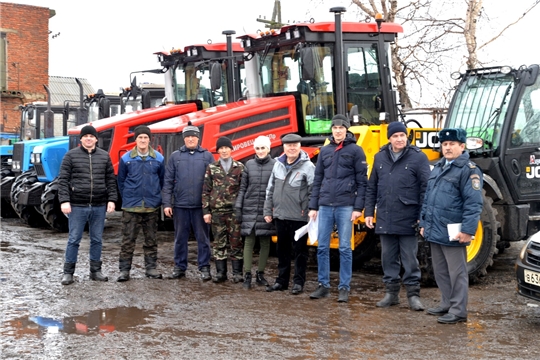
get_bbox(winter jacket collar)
[129,146,158,159]
[79,146,96,155]
[255,155,272,165]
[179,145,207,153]
[329,132,357,146]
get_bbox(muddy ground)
[1,212,540,360]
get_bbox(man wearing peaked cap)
[419,127,483,324]
[162,120,214,281]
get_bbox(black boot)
[213,259,227,283]
[61,262,76,285]
[117,258,132,282]
[376,283,400,307]
[168,267,185,279]
[89,260,108,282]
[405,284,425,311]
[243,273,252,289]
[232,259,244,283]
[255,271,269,286]
[144,256,163,279]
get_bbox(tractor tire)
[41,178,68,232]
[1,167,17,218]
[10,170,47,227]
[418,190,499,284]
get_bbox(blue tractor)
[6,80,88,225]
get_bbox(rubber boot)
[89,260,108,282]
[243,273,252,290]
[232,259,244,283]
[376,283,400,307]
[213,259,228,283]
[406,284,425,311]
[144,256,163,279]
[255,271,269,286]
[117,258,132,282]
[61,262,76,285]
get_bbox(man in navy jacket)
[420,128,483,324]
[116,125,165,281]
[162,121,214,281]
[365,122,430,311]
[308,115,367,303]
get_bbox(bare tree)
[350,0,540,109]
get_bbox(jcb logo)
[526,166,540,179]
[411,130,440,149]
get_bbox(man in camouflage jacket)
[203,136,245,283]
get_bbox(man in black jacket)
[364,122,430,310]
[58,125,118,285]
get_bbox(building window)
[0,33,6,91]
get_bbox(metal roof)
[47,76,95,106]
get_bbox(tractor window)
[511,77,540,147]
[446,73,514,150]
[346,44,381,124]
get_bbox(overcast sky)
[3,0,538,104]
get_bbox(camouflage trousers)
[211,211,243,261]
[119,211,159,261]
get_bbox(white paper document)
[295,216,319,245]
[447,223,462,241]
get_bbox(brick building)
[0,2,52,133]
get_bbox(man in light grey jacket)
[264,134,315,295]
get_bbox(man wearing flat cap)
[58,125,118,285]
[163,121,215,281]
[420,128,483,324]
[308,114,367,303]
[264,133,315,294]
[365,121,430,311]
[116,125,165,282]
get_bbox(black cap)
[281,133,302,144]
[80,125,98,139]
[216,136,233,150]
[331,114,350,129]
[387,122,407,138]
[134,125,151,139]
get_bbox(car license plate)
[524,269,540,286]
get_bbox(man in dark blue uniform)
[420,128,483,324]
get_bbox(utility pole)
[257,0,285,29]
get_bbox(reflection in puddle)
[2,307,154,337]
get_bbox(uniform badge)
[471,178,481,190]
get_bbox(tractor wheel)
[465,192,499,283]
[41,178,68,232]
[1,167,17,218]
[10,170,47,227]
[418,190,499,284]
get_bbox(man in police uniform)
[419,128,483,324]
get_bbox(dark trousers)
[274,219,309,288]
[380,234,421,286]
[119,211,159,260]
[173,207,211,271]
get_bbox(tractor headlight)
[35,153,41,164]
[13,160,20,170]
[30,153,35,164]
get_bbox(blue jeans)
[173,207,211,271]
[316,206,353,291]
[64,205,107,263]
[379,234,421,286]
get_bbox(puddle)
[2,307,155,337]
